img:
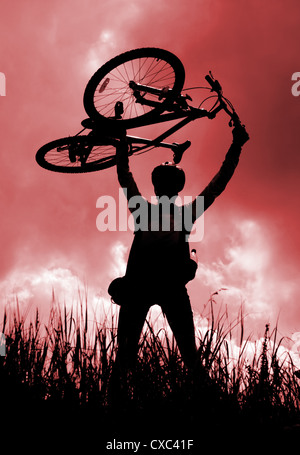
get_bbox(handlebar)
[205,74,222,94]
[205,72,241,127]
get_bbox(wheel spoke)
[89,55,177,122]
[40,139,117,171]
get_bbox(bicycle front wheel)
[35,136,118,173]
[83,47,185,128]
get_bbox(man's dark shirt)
[116,138,243,288]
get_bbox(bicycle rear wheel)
[83,47,185,128]
[36,135,118,173]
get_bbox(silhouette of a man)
[112,123,249,371]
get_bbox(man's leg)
[162,288,197,369]
[115,300,150,370]
[109,299,149,405]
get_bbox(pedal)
[172,140,191,164]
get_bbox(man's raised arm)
[192,124,249,222]
[116,140,141,202]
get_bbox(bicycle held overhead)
[36,47,243,173]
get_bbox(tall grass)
[0,293,300,439]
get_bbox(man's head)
[151,162,185,198]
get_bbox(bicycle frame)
[125,108,208,160]
[79,79,236,164]
[36,69,242,173]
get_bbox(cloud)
[0,0,299,353]
[84,30,119,76]
[110,241,128,276]
[1,238,300,372]
[0,241,128,325]
[195,218,298,334]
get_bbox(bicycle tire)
[35,135,118,173]
[83,47,185,129]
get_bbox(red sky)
[0,0,300,354]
